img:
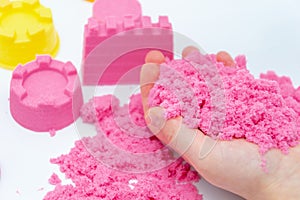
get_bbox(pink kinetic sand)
[10,56,83,132]
[48,173,61,186]
[44,94,202,199]
[148,51,300,155]
[82,0,173,85]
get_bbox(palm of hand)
[140,48,300,200]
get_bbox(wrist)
[248,172,300,200]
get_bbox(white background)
[0,0,300,199]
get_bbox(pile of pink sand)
[44,94,201,200]
[149,51,300,154]
[44,51,300,199]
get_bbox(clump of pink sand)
[149,51,300,154]
[48,173,61,186]
[44,94,201,200]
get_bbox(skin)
[140,48,300,200]
[216,51,236,67]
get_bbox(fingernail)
[216,51,236,67]
[146,107,166,135]
[182,46,199,58]
[199,136,218,160]
[145,50,165,64]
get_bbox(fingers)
[145,106,198,155]
[145,106,220,172]
[140,51,165,113]
[145,50,165,64]
[140,63,160,113]
[182,46,236,68]
[182,46,200,58]
[141,47,220,163]
[141,47,201,113]
[145,107,182,145]
[216,51,235,67]
[141,47,214,157]
[140,47,233,171]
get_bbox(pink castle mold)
[82,0,173,85]
[10,55,83,132]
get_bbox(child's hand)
[140,48,300,199]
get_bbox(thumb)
[145,106,218,163]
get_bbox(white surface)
[0,0,300,199]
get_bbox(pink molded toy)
[82,0,173,85]
[10,55,83,132]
